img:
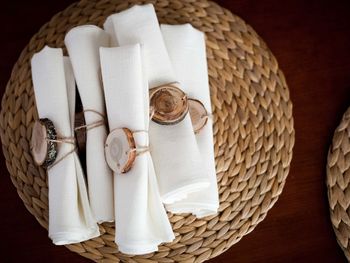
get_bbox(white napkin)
[100,44,174,255]
[31,46,100,244]
[161,24,219,217]
[104,4,209,204]
[65,25,114,223]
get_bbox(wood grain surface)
[0,0,350,262]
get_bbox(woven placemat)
[327,107,350,260]
[0,0,294,262]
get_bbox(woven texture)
[327,107,350,261]
[0,0,294,262]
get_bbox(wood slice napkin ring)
[31,118,77,169]
[188,98,210,134]
[149,83,189,125]
[31,118,58,168]
[104,128,149,174]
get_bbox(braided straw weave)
[327,107,350,261]
[0,0,294,262]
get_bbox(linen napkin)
[103,4,210,204]
[65,25,114,223]
[100,44,174,254]
[31,46,100,244]
[161,24,219,217]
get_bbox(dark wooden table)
[1,0,350,262]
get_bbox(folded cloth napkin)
[161,24,219,217]
[104,4,209,204]
[65,25,114,223]
[31,46,100,244]
[100,44,174,254]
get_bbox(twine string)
[129,146,149,156]
[131,130,149,155]
[46,136,75,145]
[46,135,77,170]
[48,109,105,169]
[75,109,106,132]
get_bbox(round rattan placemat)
[327,107,350,261]
[0,0,295,262]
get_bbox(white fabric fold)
[31,46,100,244]
[65,25,114,223]
[161,24,219,217]
[100,44,174,255]
[104,4,209,204]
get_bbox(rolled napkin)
[31,46,100,244]
[104,4,209,204]
[161,24,219,217]
[65,25,114,223]
[100,44,174,254]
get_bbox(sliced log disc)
[188,99,209,133]
[150,85,188,125]
[30,118,58,167]
[105,128,136,174]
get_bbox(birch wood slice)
[30,118,57,168]
[105,128,136,174]
[327,107,350,261]
[0,0,295,262]
[31,120,49,166]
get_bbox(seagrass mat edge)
[327,107,350,261]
